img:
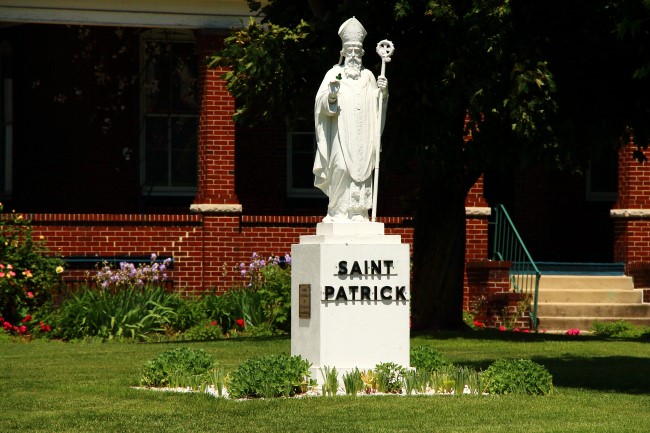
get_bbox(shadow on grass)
[415,330,650,394]
[145,334,291,345]
[412,328,649,343]
[458,355,650,394]
[534,355,650,394]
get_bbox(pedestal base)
[291,223,410,383]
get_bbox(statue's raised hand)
[328,79,340,102]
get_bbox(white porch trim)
[0,0,259,29]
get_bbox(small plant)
[360,369,377,394]
[402,368,430,396]
[410,345,452,372]
[375,362,406,394]
[140,347,216,388]
[342,368,364,396]
[208,366,228,397]
[227,354,311,399]
[502,294,532,330]
[183,321,224,341]
[320,365,339,397]
[430,366,456,394]
[482,359,553,395]
[590,320,649,339]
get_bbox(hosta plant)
[227,354,311,399]
[140,347,216,388]
[482,359,553,395]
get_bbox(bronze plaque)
[298,284,311,319]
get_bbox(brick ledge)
[610,209,650,218]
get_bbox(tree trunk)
[411,172,469,330]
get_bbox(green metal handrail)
[491,204,540,330]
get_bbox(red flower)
[236,318,245,328]
[22,315,32,323]
[473,320,485,328]
[211,321,218,326]
[3,321,12,331]
[499,326,506,331]
[18,325,27,334]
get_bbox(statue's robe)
[313,65,388,221]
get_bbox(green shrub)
[254,261,291,332]
[342,368,365,396]
[227,354,311,398]
[50,285,179,340]
[590,320,649,339]
[410,345,452,372]
[0,204,65,327]
[375,362,406,394]
[198,288,246,333]
[183,321,225,341]
[140,347,216,388]
[168,299,206,333]
[194,253,291,338]
[482,359,553,395]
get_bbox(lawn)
[2,332,649,433]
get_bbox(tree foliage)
[211,0,650,329]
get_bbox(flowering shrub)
[239,252,291,290]
[93,253,172,290]
[0,203,65,327]
[239,252,292,333]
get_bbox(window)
[140,31,198,196]
[287,130,323,198]
[0,41,12,199]
[586,156,617,202]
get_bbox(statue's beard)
[344,58,361,79]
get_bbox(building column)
[190,31,241,214]
[611,141,650,294]
[463,175,492,310]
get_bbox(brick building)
[0,1,645,314]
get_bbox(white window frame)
[286,130,323,198]
[139,29,198,197]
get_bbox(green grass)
[2,332,649,432]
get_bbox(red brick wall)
[27,213,415,295]
[463,175,491,309]
[613,141,650,268]
[194,33,239,206]
[465,259,530,329]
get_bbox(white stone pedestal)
[291,222,410,382]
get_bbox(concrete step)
[537,289,643,304]
[538,275,634,290]
[537,316,650,332]
[532,274,649,331]
[537,303,650,318]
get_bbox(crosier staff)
[371,39,394,222]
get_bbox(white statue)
[313,17,389,222]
